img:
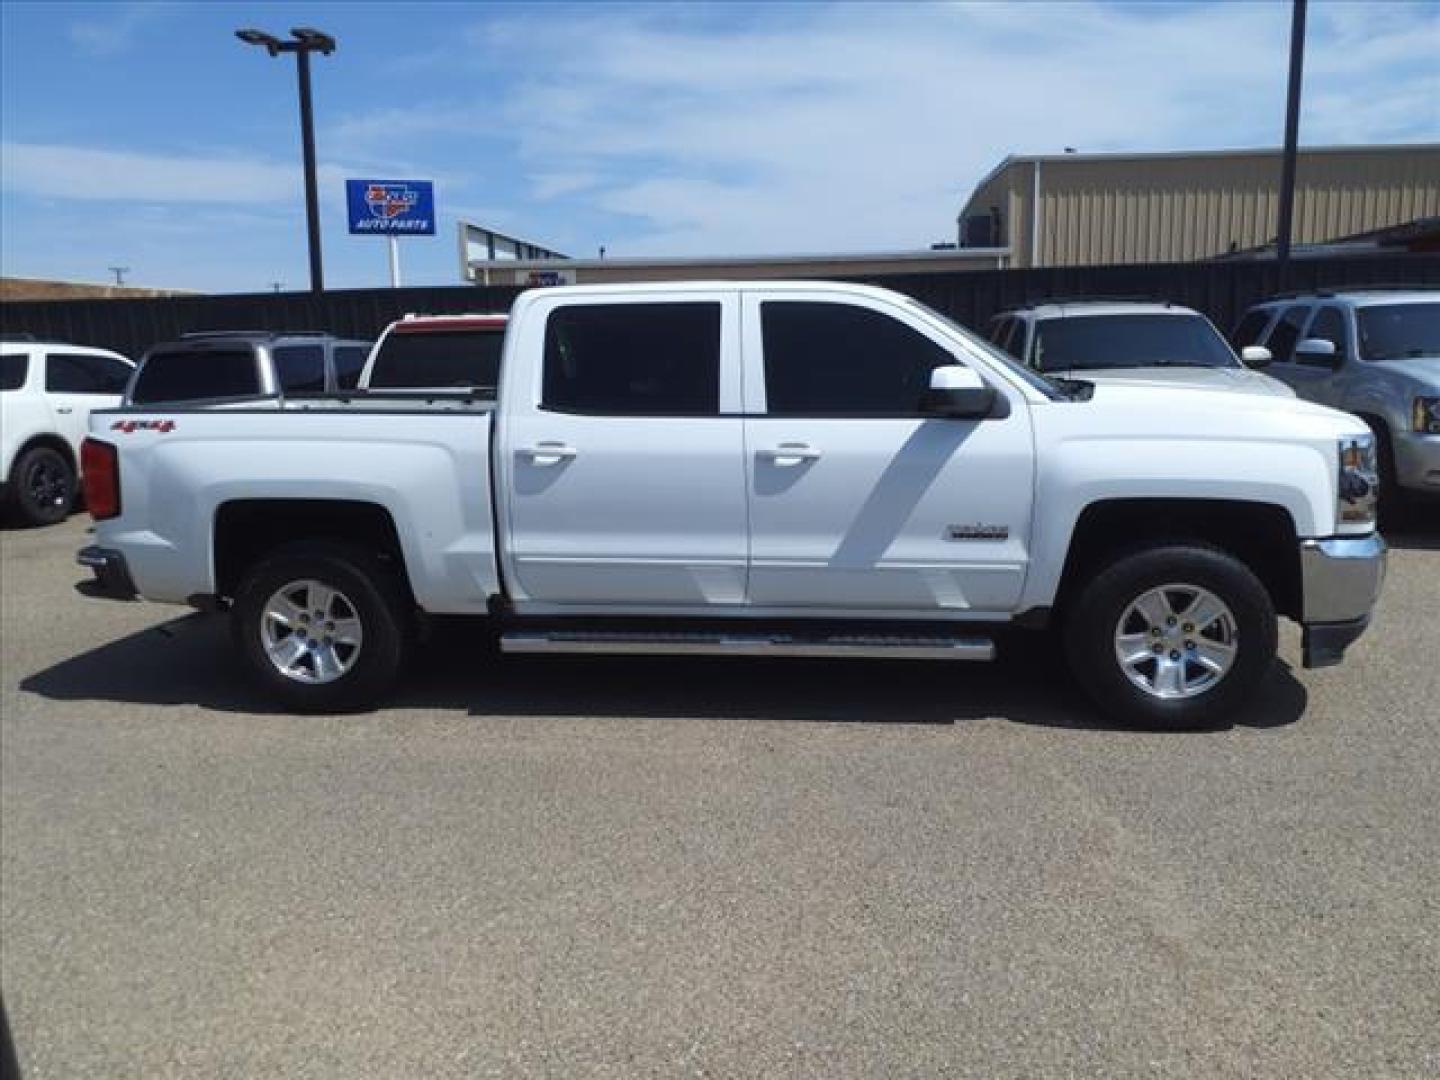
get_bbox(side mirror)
[1295,338,1338,364]
[1240,345,1273,368]
[921,365,998,419]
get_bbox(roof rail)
[179,329,332,340]
[1267,283,1439,301]
[1001,294,1174,310]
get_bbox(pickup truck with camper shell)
[77,282,1387,729]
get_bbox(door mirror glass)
[921,365,997,418]
[1295,337,1338,365]
[1240,345,1273,368]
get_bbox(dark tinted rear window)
[130,349,259,404]
[1,353,27,391]
[368,329,504,389]
[273,344,326,392]
[333,345,370,389]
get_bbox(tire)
[1063,543,1277,730]
[6,445,74,526]
[1365,420,1411,529]
[231,541,411,712]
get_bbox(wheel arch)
[1055,498,1303,622]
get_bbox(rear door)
[44,351,131,456]
[740,291,1034,614]
[498,292,748,609]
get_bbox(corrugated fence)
[3,254,1437,360]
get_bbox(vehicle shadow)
[20,612,1307,732]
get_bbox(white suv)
[988,300,1292,397]
[1,339,133,525]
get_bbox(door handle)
[762,442,821,466]
[521,441,577,466]
[55,406,74,415]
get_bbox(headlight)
[1337,434,1378,528]
[1413,396,1440,435]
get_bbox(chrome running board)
[500,630,995,661]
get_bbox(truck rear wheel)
[231,541,410,712]
[1063,544,1277,730]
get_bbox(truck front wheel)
[231,541,410,712]
[1063,544,1277,730]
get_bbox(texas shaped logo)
[365,183,419,220]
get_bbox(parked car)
[988,300,1292,396]
[125,331,372,405]
[358,313,508,391]
[78,281,1385,729]
[1233,288,1439,506]
[1,338,133,525]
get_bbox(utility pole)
[108,266,130,286]
[1275,0,1307,287]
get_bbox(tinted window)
[1303,306,1347,363]
[1356,303,1440,361]
[1,353,27,391]
[543,303,719,415]
[987,318,1010,347]
[1231,310,1272,348]
[46,352,131,394]
[762,301,954,415]
[332,345,370,390]
[273,344,326,392]
[369,329,504,389]
[130,349,259,404]
[1265,305,1309,362]
[1032,314,1237,372]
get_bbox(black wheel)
[6,445,74,526]
[1063,544,1277,730]
[231,541,411,712]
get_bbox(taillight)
[81,438,121,520]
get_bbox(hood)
[1367,355,1440,391]
[1075,379,1366,435]
[1057,365,1295,397]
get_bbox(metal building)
[957,144,1440,268]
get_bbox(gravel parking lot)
[2,516,1438,1078]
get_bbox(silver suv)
[1233,289,1439,504]
[988,300,1293,397]
[126,331,372,406]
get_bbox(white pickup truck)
[77,282,1387,728]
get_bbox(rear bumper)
[76,545,138,600]
[1298,533,1386,668]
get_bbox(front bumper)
[1299,533,1386,668]
[1392,431,1440,495]
[77,545,138,600]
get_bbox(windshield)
[129,349,259,403]
[901,298,1068,400]
[1034,313,1238,372]
[1357,303,1440,361]
[368,329,504,389]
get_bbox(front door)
[500,294,749,608]
[741,292,1034,615]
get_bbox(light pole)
[1275,0,1307,287]
[236,27,335,294]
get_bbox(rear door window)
[1,353,29,391]
[760,301,954,416]
[130,349,259,404]
[332,345,370,390]
[368,329,504,389]
[543,303,720,415]
[272,344,327,392]
[46,352,132,394]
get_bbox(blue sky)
[2,1,1437,294]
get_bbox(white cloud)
[67,2,166,56]
[469,1,1440,256]
[0,142,348,203]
